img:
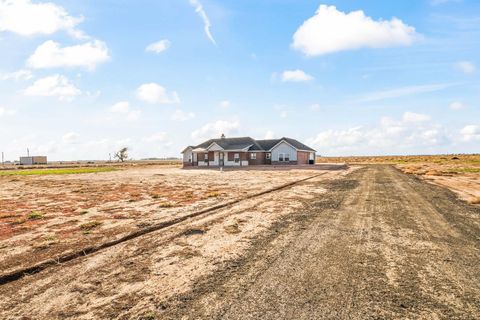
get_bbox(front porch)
[193,150,249,167]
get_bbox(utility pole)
[1,151,4,165]
[27,148,30,157]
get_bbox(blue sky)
[0,0,479,160]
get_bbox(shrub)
[28,211,44,220]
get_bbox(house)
[181,135,316,167]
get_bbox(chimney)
[221,133,226,139]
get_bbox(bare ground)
[0,165,479,319]
[0,166,322,274]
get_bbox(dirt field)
[0,164,479,319]
[0,166,331,275]
[322,154,480,205]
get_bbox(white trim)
[205,142,224,151]
[241,144,253,151]
[268,139,297,152]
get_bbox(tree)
[114,147,129,162]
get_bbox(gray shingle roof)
[185,136,315,152]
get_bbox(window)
[266,153,271,159]
[250,153,256,160]
[234,153,240,163]
[188,156,192,163]
[278,153,289,162]
[204,153,208,162]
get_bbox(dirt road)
[161,165,480,319]
[1,165,479,319]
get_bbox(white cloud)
[171,109,195,121]
[356,83,454,103]
[308,114,449,156]
[281,69,314,82]
[292,5,418,56]
[110,101,130,113]
[454,61,476,74]
[309,104,321,111]
[62,132,79,144]
[145,39,171,54]
[402,111,431,123]
[0,107,15,117]
[189,0,216,45]
[143,132,167,143]
[280,110,288,118]
[191,120,240,141]
[219,100,230,108]
[0,69,33,81]
[0,0,83,37]
[449,101,464,110]
[126,110,141,121]
[109,101,141,121]
[460,125,480,141]
[24,74,80,101]
[136,83,180,104]
[27,40,110,70]
[264,130,275,139]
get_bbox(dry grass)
[28,211,44,220]
[205,191,221,198]
[158,202,176,208]
[0,167,117,176]
[79,221,103,230]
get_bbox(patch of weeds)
[28,211,44,220]
[0,167,117,176]
[205,191,222,198]
[158,201,175,208]
[139,311,157,320]
[79,220,102,231]
[44,234,59,245]
[449,167,480,173]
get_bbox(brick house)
[181,135,316,167]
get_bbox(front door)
[265,153,271,165]
[219,152,224,166]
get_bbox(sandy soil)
[1,165,479,319]
[0,167,351,319]
[0,166,331,276]
[322,154,480,205]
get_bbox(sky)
[0,0,479,161]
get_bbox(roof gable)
[188,136,315,152]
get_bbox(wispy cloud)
[355,83,457,103]
[189,0,216,45]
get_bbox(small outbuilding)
[19,156,47,165]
